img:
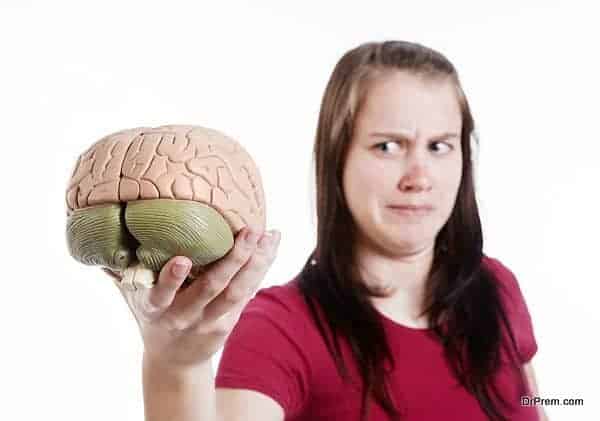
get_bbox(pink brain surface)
[66,125,266,233]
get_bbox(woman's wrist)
[142,352,213,382]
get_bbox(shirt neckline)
[373,306,434,332]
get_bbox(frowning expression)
[342,71,463,256]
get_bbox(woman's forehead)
[355,73,462,135]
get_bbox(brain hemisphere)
[66,125,265,234]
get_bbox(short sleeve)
[214,287,311,417]
[485,256,538,364]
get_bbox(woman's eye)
[430,141,453,153]
[374,141,401,153]
[373,140,454,155]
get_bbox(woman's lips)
[387,205,433,216]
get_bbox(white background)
[1,1,597,420]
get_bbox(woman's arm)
[143,354,285,421]
[143,356,217,421]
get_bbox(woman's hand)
[104,227,280,371]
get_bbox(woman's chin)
[378,234,435,257]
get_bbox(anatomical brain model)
[66,124,266,290]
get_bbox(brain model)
[66,124,266,290]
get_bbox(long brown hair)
[297,40,529,420]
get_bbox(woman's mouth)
[387,205,433,217]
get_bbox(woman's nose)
[398,158,432,192]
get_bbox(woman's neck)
[355,239,435,324]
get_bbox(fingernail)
[172,260,191,277]
[245,229,260,244]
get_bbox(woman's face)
[342,71,463,257]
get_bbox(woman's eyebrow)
[368,131,460,142]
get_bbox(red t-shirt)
[215,255,539,420]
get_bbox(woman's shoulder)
[481,254,514,277]
[482,254,538,364]
[216,278,314,417]
[481,254,525,299]
[242,277,311,323]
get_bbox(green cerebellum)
[125,199,234,272]
[66,204,136,270]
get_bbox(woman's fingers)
[104,226,277,332]
[202,230,280,323]
[107,256,192,323]
[144,256,192,314]
[168,227,261,322]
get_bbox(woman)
[111,41,546,421]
